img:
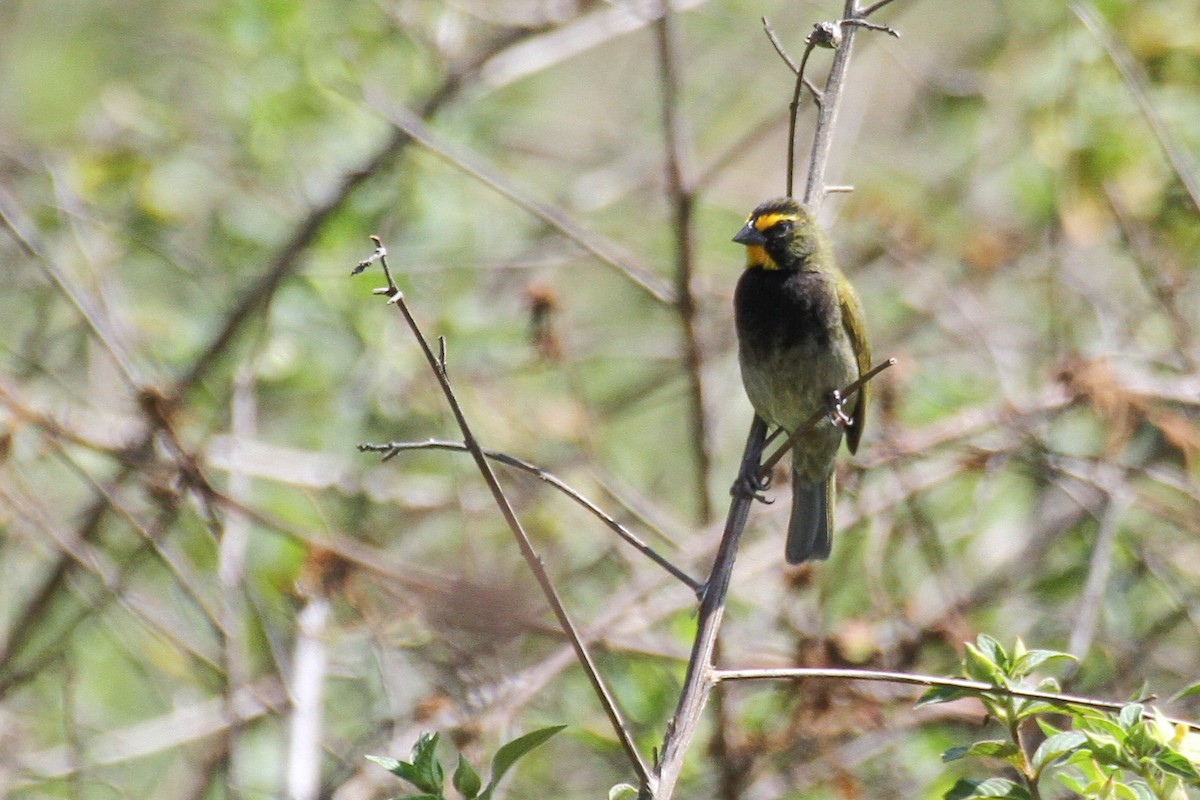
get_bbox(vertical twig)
[804,1,862,207]
[1067,479,1132,672]
[652,2,881,796]
[654,3,713,525]
[286,593,330,800]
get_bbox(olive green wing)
[837,276,871,454]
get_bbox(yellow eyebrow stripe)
[753,212,799,231]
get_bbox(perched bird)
[732,197,870,564]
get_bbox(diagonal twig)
[359,439,702,593]
[375,103,675,305]
[357,239,652,787]
[1071,2,1200,215]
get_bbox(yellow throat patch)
[744,245,776,269]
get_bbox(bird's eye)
[774,220,792,235]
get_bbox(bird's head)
[732,197,825,271]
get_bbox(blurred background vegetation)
[1,0,1198,797]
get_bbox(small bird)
[732,197,870,564]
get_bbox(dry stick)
[358,241,651,787]
[1071,2,1200,215]
[359,439,702,594]
[713,667,1200,732]
[654,5,713,525]
[379,105,675,305]
[652,419,762,800]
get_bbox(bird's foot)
[731,456,773,504]
[825,389,854,429]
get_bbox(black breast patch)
[734,268,840,356]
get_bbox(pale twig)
[654,4,713,524]
[1071,2,1200,215]
[712,667,1200,731]
[376,103,675,305]
[356,239,652,786]
[803,2,865,205]
[16,680,287,777]
[359,439,702,593]
[286,595,331,800]
[1067,484,1132,671]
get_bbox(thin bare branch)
[359,242,652,786]
[359,439,702,593]
[859,0,903,16]
[375,103,675,305]
[1071,2,1200,215]
[654,3,713,524]
[712,667,1200,731]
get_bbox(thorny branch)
[358,438,702,593]
[354,238,652,787]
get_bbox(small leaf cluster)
[367,726,565,800]
[920,637,1200,800]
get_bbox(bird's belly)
[739,336,858,478]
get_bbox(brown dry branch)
[655,4,714,525]
[357,240,652,785]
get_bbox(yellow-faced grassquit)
[732,197,870,564]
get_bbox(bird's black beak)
[732,221,766,246]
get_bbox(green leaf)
[608,784,640,800]
[1118,704,1144,730]
[1035,717,1064,738]
[944,776,1032,799]
[1032,731,1087,771]
[917,685,975,708]
[961,740,1022,766]
[1012,649,1076,679]
[367,754,435,793]
[480,725,566,799]
[1054,772,1089,794]
[1169,681,1200,702]
[965,641,1006,685]
[411,732,445,794]
[1120,781,1156,800]
[1013,700,1062,720]
[1082,732,1126,765]
[367,755,404,773]
[975,635,1007,666]
[453,755,482,799]
[1155,748,1200,779]
[365,734,445,794]
[943,746,971,763]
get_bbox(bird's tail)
[785,471,834,564]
